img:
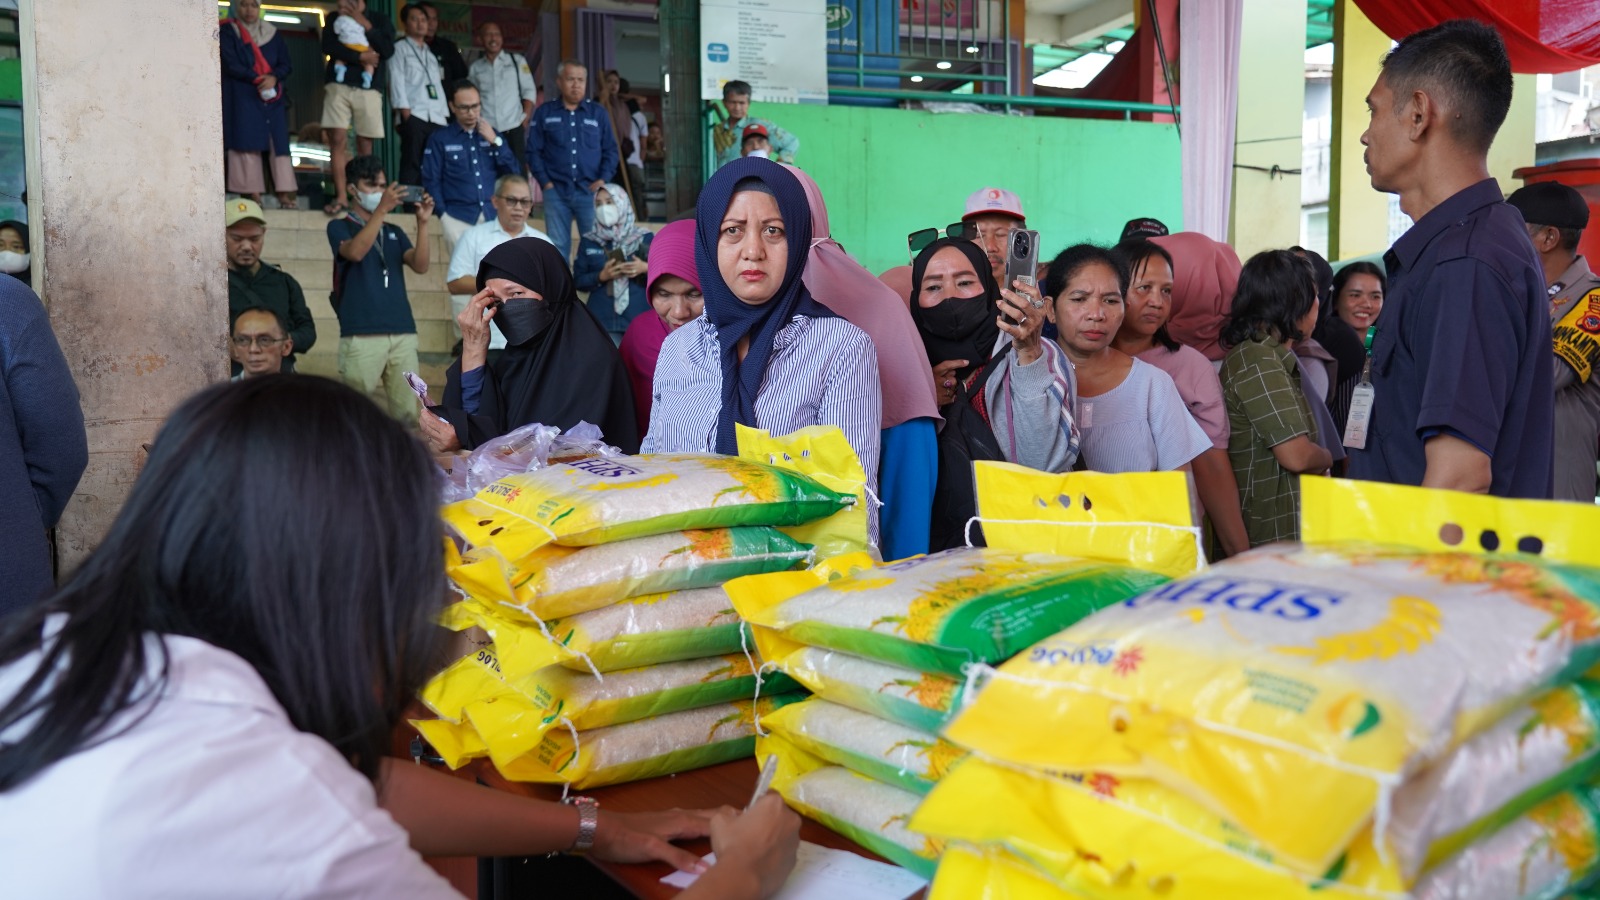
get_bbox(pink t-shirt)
[1137,343,1228,450]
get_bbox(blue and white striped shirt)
[643,313,883,526]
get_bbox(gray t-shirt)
[1076,358,1211,473]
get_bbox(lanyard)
[349,213,390,289]
[1344,326,1377,450]
[1358,325,1376,384]
[407,40,438,96]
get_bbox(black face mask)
[495,298,555,346]
[918,293,993,340]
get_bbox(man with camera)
[326,155,434,427]
[421,80,519,258]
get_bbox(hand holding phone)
[399,184,426,204]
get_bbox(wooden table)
[475,758,899,899]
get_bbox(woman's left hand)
[418,408,460,454]
[997,278,1047,366]
[592,807,719,873]
[258,75,278,92]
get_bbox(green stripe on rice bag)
[442,587,747,678]
[447,526,813,621]
[495,693,806,788]
[761,698,965,795]
[419,649,797,770]
[751,625,964,733]
[1412,782,1600,900]
[758,733,944,878]
[727,549,1170,678]
[442,454,855,561]
[944,544,1600,874]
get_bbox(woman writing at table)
[0,377,798,898]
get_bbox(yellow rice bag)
[761,698,965,795]
[737,424,871,561]
[447,526,811,621]
[929,844,1085,900]
[750,627,965,733]
[757,733,943,878]
[495,694,803,788]
[416,648,792,771]
[1301,477,1600,567]
[944,543,1600,872]
[728,548,1168,677]
[975,462,1202,578]
[441,587,744,678]
[442,453,854,562]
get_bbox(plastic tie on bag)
[498,599,604,681]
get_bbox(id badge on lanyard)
[1343,326,1376,449]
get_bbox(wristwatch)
[490,135,504,147]
[566,795,599,854]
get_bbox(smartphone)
[606,248,626,266]
[1003,229,1041,326]
[399,184,425,204]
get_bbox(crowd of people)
[2,12,1588,896]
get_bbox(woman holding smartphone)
[574,182,655,345]
[0,376,799,897]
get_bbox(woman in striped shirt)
[642,158,882,533]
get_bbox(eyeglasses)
[232,335,285,349]
[908,222,974,258]
[453,102,482,113]
[497,195,534,208]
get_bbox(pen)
[747,756,778,811]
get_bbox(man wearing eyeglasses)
[879,186,1029,304]
[422,80,520,258]
[445,173,554,351]
[225,199,314,375]
[230,308,295,380]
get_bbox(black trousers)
[397,116,443,185]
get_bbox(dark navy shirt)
[525,99,619,190]
[1346,179,1554,498]
[327,216,417,337]
[420,123,518,224]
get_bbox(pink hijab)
[784,166,941,428]
[620,219,699,436]
[1151,232,1241,362]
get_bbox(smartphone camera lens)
[1014,232,1030,257]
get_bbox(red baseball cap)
[741,123,770,142]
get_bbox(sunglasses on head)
[907,222,975,258]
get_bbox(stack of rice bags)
[728,464,1201,879]
[415,450,858,790]
[913,478,1600,900]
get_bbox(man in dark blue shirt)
[327,155,435,428]
[526,59,619,262]
[421,80,519,257]
[1347,19,1553,499]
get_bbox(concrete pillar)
[1328,0,1389,261]
[1228,0,1306,259]
[20,0,228,570]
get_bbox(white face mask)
[594,203,620,227]
[0,251,28,274]
[746,148,770,159]
[357,190,384,213]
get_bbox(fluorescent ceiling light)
[263,14,300,23]
[910,75,924,83]
[965,45,980,53]
[936,61,952,70]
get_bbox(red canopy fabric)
[1353,0,1600,73]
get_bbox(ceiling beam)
[1026,0,1135,48]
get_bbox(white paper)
[660,841,927,899]
[700,0,829,104]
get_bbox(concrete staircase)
[261,207,457,389]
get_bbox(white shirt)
[446,218,554,350]
[626,109,647,168]
[389,36,448,125]
[0,625,461,899]
[468,51,538,132]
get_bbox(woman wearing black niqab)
[421,237,640,454]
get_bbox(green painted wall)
[746,101,1183,277]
